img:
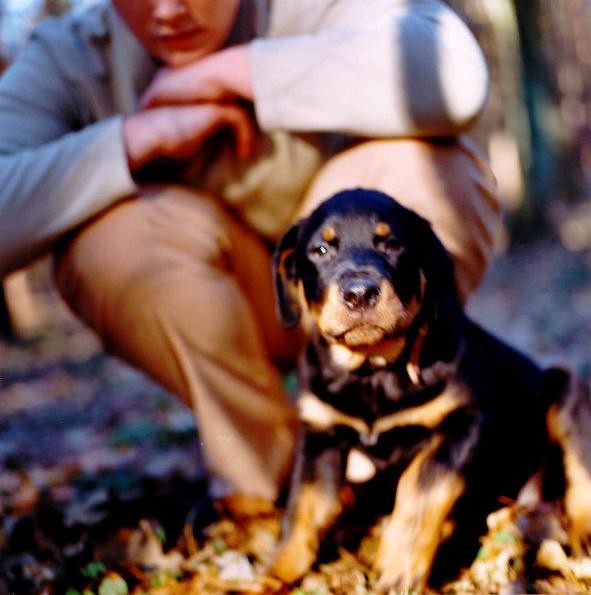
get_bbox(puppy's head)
[274,189,454,351]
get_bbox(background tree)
[450,0,591,247]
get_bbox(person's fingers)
[124,103,255,168]
[165,104,255,159]
[212,104,255,158]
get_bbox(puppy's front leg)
[546,368,591,555]
[269,428,345,583]
[375,425,478,593]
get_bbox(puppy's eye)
[308,244,332,260]
[376,237,403,255]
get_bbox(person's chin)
[165,52,202,67]
[157,45,207,67]
[151,34,211,66]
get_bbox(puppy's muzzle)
[340,276,381,310]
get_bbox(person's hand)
[141,45,253,109]
[123,102,254,172]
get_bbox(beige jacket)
[0,0,488,277]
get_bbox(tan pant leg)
[297,137,500,299]
[55,184,298,500]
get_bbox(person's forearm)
[0,118,136,276]
[140,44,253,108]
[250,1,489,137]
[0,34,139,276]
[207,45,253,101]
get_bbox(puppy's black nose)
[341,278,381,309]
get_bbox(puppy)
[269,188,591,592]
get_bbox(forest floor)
[0,236,590,595]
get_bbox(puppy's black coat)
[269,188,591,592]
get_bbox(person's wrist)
[211,45,253,101]
[123,113,157,172]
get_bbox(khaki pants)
[55,137,499,499]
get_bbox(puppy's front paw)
[561,446,591,556]
[374,564,429,594]
[375,569,428,595]
[568,508,591,556]
[267,532,317,584]
[373,540,430,594]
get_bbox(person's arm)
[0,37,137,277]
[141,0,489,138]
[0,32,253,277]
[141,45,253,108]
[251,0,489,136]
[123,101,253,171]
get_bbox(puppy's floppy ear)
[415,217,456,299]
[273,223,301,328]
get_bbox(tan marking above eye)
[322,226,337,242]
[375,222,391,237]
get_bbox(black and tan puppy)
[269,188,591,593]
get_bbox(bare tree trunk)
[511,0,558,228]
[450,0,591,240]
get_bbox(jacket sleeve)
[0,31,137,277]
[250,0,489,137]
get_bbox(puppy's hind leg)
[546,367,591,555]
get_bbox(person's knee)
[302,138,497,218]
[54,184,235,333]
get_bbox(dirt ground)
[0,237,590,594]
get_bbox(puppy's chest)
[307,358,447,426]
[298,373,470,483]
